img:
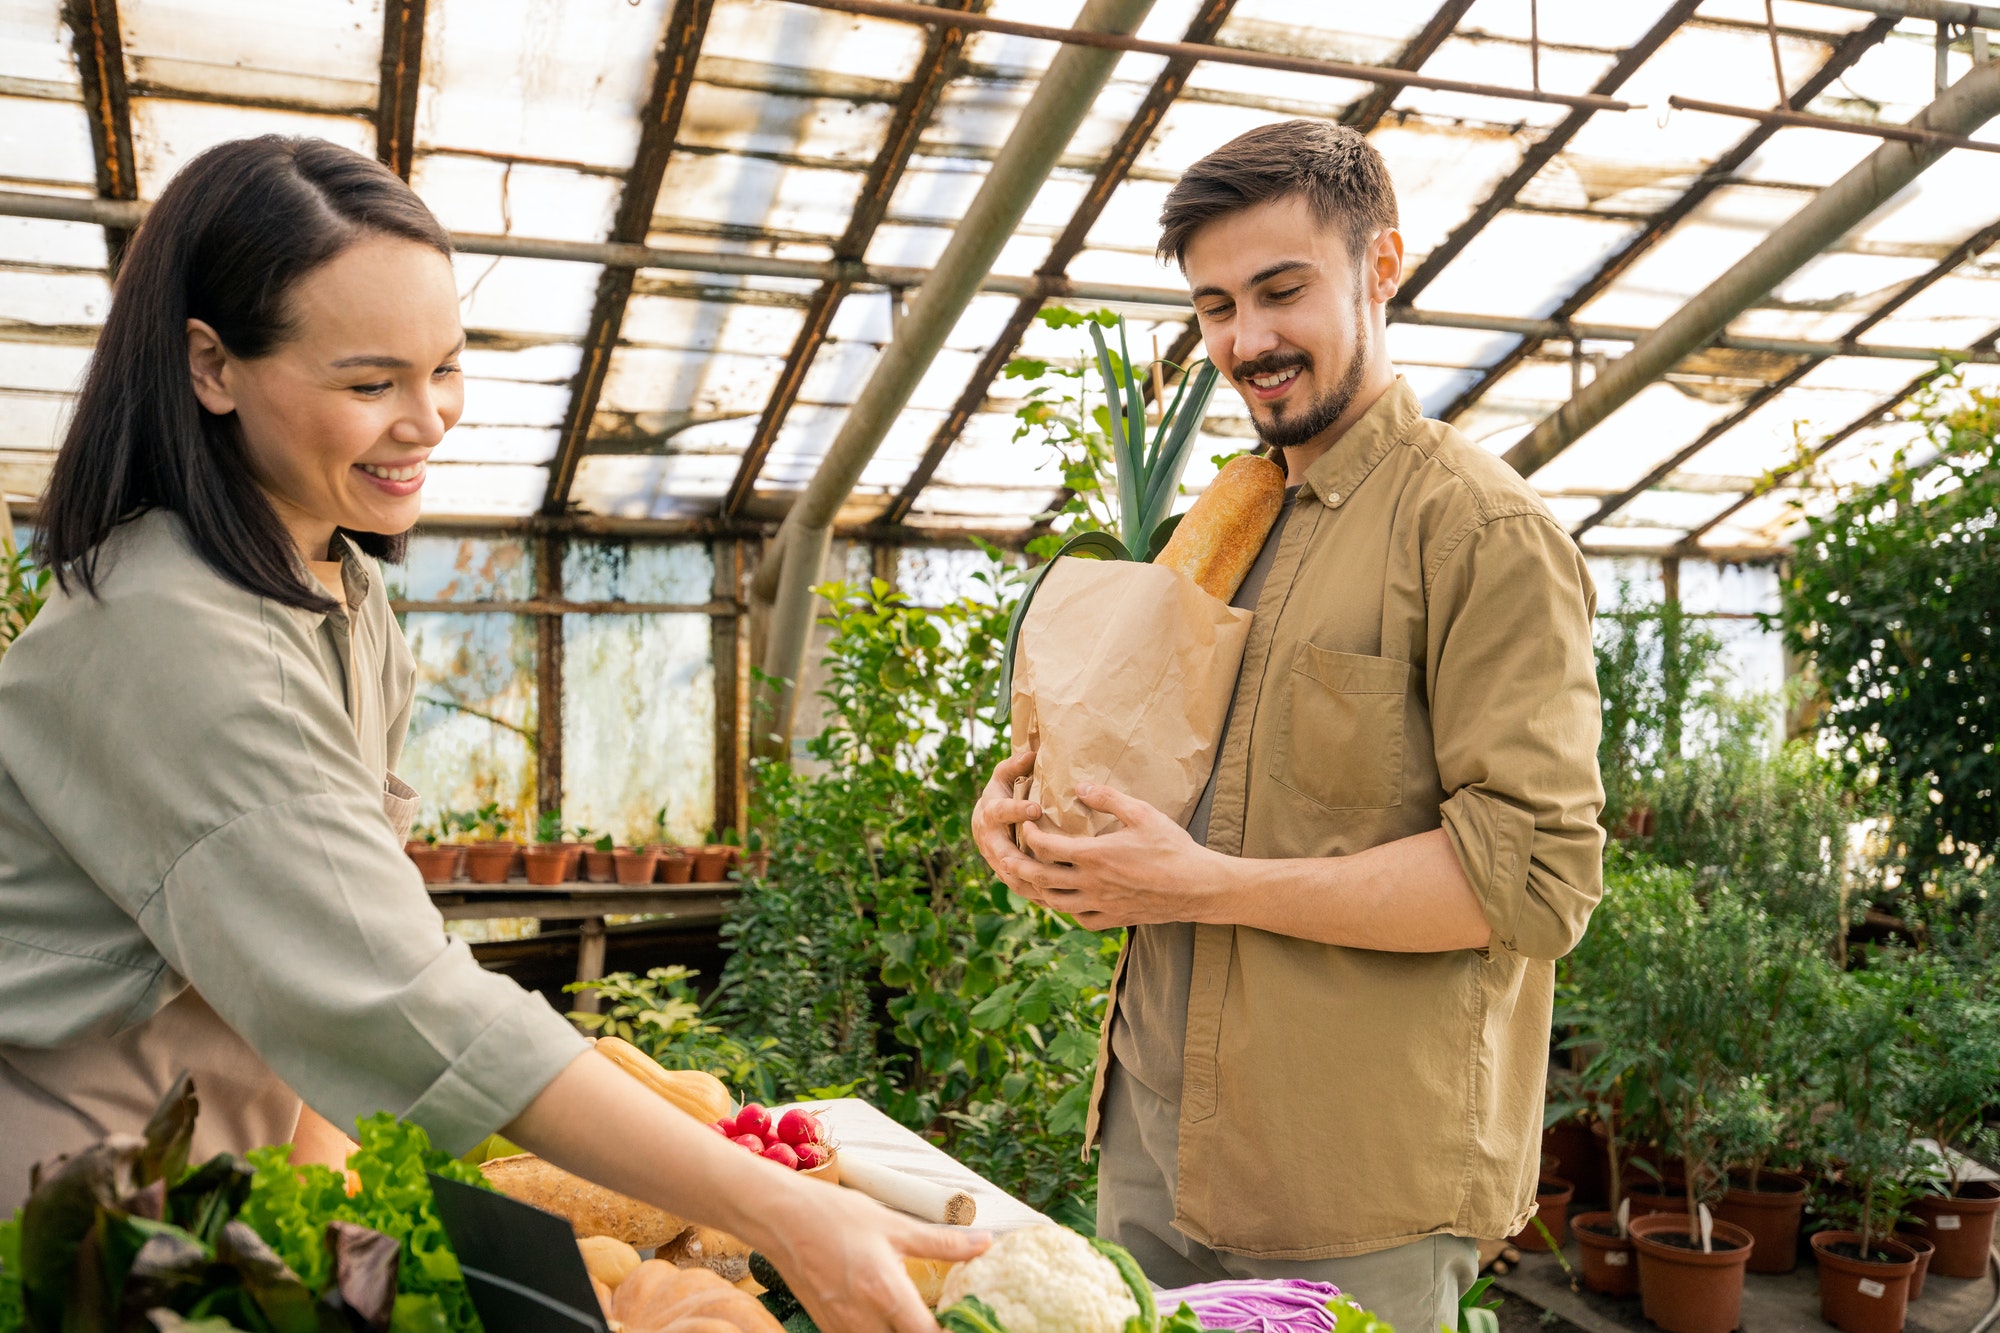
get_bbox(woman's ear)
[186,318,236,415]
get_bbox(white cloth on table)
[780,1098,1052,1233]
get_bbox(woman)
[0,136,984,1333]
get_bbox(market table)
[426,880,740,1012]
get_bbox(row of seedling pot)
[402,803,771,886]
[1546,858,2000,1333]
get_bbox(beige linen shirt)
[0,510,585,1205]
[1084,377,1606,1259]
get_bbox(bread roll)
[580,1235,645,1289]
[659,1224,753,1283]
[1152,453,1286,601]
[478,1154,689,1248]
[905,1256,955,1308]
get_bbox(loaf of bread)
[659,1223,753,1283]
[1152,453,1286,601]
[613,1262,785,1333]
[478,1154,690,1248]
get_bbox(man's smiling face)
[1183,194,1401,450]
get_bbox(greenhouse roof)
[3,0,1998,557]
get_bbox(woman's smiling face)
[185,233,465,561]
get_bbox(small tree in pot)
[1895,949,2000,1279]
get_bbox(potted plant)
[583,832,617,884]
[1896,951,2000,1280]
[737,828,770,879]
[691,834,730,883]
[523,809,568,886]
[613,826,659,886]
[461,802,517,884]
[403,818,460,884]
[565,824,594,881]
[1565,864,1766,1332]
[1509,1175,1575,1249]
[1810,958,1926,1333]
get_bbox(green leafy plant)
[594,832,615,853]
[1893,949,2000,1198]
[467,802,509,842]
[567,966,781,1102]
[723,566,1119,1222]
[1782,376,1998,863]
[534,809,563,845]
[0,536,48,662]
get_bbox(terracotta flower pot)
[1713,1170,1807,1275]
[582,849,616,884]
[739,849,770,878]
[1625,1183,1684,1220]
[562,843,584,882]
[657,850,694,884]
[613,847,658,886]
[405,844,460,884]
[1628,1213,1754,1333]
[1544,1119,1606,1206]
[1810,1231,1917,1333]
[1892,1228,1934,1301]
[691,846,730,882]
[1907,1181,2000,1278]
[463,842,518,885]
[523,845,568,886]
[1510,1176,1575,1248]
[1573,1212,1638,1297]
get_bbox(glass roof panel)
[1,0,76,86]
[120,0,383,114]
[417,462,546,517]
[0,266,109,325]
[0,338,91,391]
[0,387,64,451]
[413,156,620,243]
[1673,355,1933,479]
[0,95,96,188]
[130,97,374,196]
[0,214,103,269]
[1858,271,2000,350]
[1527,381,1739,494]
[1576,183,1808,328]
[1414,211,1641,319]
[453,253,600,339]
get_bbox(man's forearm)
[1199,827,1492,952]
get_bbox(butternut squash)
[595,1037,738,1124]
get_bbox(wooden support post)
[572,916,607,1015]
[871,542,897,591]
[1660,555,1684,762]
[536,534,564,820]
[712,539,748,838]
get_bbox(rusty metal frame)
[1430,15,1898,426]
[61,0,137,271]
[376,0,427,180]
[1572,211,2000,539]
[541,0,715,516]
[879,0,1240,527]
[1395,0,1702,305]
[719,0,986,519]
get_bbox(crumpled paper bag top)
[1010,557,1253,840]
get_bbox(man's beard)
[1240,288,1369,449]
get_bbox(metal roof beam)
[720,0,984,520]
[376,0,426,180]
[1806,0,2000,29]
[881,0,1236,528]
[1505,54,2000,478]
[753,0,1160,752]
[1341,0,1477,133]
[540,0,714,517]
[1396,0,1700,305]
[61,0,136,272]
[1432,16,1897,425]
[1571,210,2000,537]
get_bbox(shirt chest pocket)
[1265,644,1410,811]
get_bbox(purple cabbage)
[1154,1279,1346,1333]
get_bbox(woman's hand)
[505,1051,988,1333]
[758,1180,989,1333]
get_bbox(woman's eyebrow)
[330,337,465,371]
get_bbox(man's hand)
[971,749,1042,896]
[1013,782,1227,930]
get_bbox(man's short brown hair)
[1157,119,1398,269]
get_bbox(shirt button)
[1326,491,1342,507]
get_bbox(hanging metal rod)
[1667,95,2000,154]
[774,0,1635,114]
[1391,307,2000,364]
[1805,0,2000,30]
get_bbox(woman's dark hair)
[41,135,453,611]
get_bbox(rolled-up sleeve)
[1425,513,1605,960]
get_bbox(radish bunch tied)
[708,1104,830,1172]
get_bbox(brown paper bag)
[1010,557,1252,839]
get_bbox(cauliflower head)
[938,1227,1142,1333]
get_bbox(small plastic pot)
[463,842,518,885]
[405,844,461,884]
[1907,1181,2000,1279]
[1628,1212,1753,1333]
[1892,1228,1934,1301]
[1810,1231,1917,1333]
[1510,1176,1575,1249]
[1624,1183,1684,1220]
[613,847,659,886]
[1713,1170,1807,1275]
[523,845,568,886]
[1573,1212,1638,1297]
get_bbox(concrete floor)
[1493,1241,1997,1333]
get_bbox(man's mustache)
[1232,352,1311,382]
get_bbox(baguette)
[1152,453,1286,601]
[478,1154,689,1248]
[595,1037,737,1124]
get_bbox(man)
[971,120,1605,1330]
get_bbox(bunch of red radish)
[711,1104,832,1172]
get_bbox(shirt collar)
[1299,375,1422,511]
[290,534,371,631]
